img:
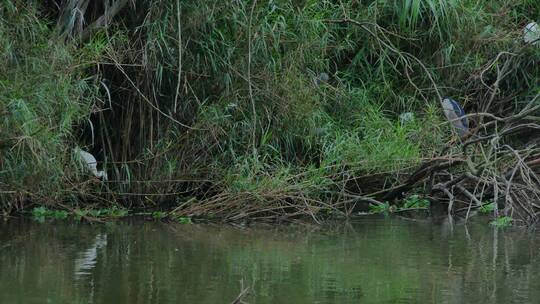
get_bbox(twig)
[230,279,250,304]
[248,0,258,157]
[173,0,182,114]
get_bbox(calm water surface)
[1,217,540,303]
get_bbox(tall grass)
[0,2,105,211]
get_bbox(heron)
[313,72,329,86]
[524,22,540,46]
[441,97,469,137]
[74,147,108,180]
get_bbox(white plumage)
[399,112,415,123]
[524,22,540,46]
[74,147,107,180]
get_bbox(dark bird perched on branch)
[441,97,469,137]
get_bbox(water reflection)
[0,218,539,303]
[75,233,107,278]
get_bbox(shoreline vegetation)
[1,1,539,226]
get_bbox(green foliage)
[151,211,168,220]
[369,195,429,215]
[479,202,496,214]
[30,206,130,222]
[175,216,192,224]
[402,195,430,209]
[1,0,539,223]
[31,207,68,221]
[369,202,391,214]
[490,216,513,228]
[87,207,129,218]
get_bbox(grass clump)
[0,2,102,210]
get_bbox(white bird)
[399,112,415,123]
[524,22,540,46]
[74,147,108,180]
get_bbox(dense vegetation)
[1,0,539,224]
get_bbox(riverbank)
[6,203,514,229]
[1,1,539,225]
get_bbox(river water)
[1,217,539,303]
